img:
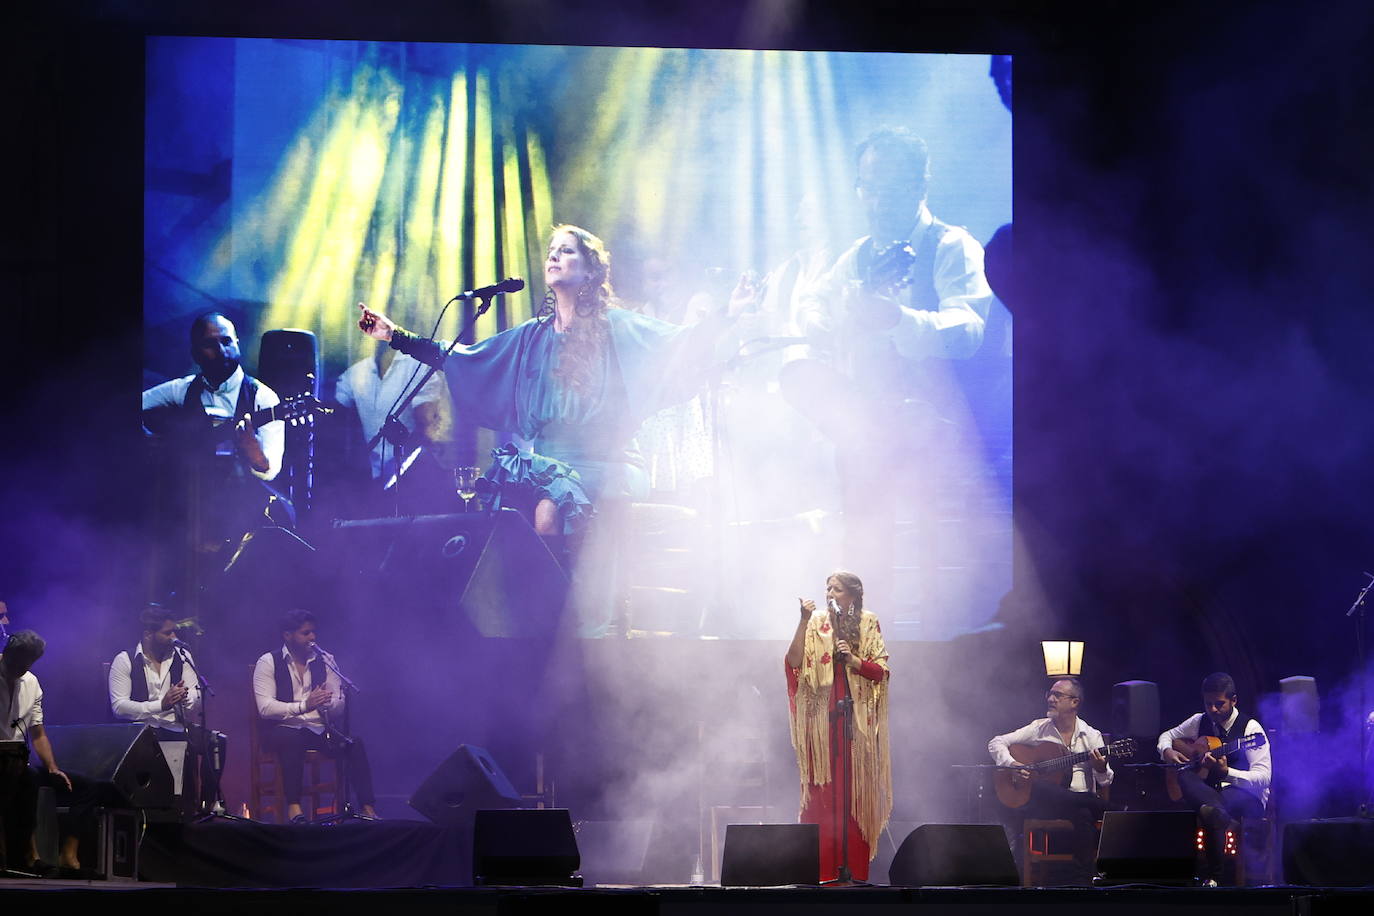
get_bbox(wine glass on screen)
[454,466,481,512]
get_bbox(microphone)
[172,638,193,651]
[455,277,525,300]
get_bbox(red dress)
[786,652,887,882]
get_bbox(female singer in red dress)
[784,570,892,882]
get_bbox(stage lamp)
[1041,640,1084,678]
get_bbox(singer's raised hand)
[800,598,816,621]
[834,639,861,671]
[357,302,396,341]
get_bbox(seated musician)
[252,609,377,823]
[988,677,1112,882]
[0,629,98,875]
[1158,671,1271,886]
[108,604,218,815]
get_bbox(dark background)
[4,0,1374,848]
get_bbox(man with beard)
[142,312,284,574]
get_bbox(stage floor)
[0,882,1371,916]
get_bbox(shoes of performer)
[290,813,308,825]
[1202,878,1219,888]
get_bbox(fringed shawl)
[787,609,892,855]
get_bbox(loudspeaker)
[1283,818,1374,886]
[1095,811,1197,882]
[409,744,522,827]
[1111,680,1160,737]
[888,824,1018,886]
[324,509,568,638]
[42,724,174,808]
[719,823,819,886]
[258,328,320,398]
[1278,676,1319,734]
[473,808,581,886]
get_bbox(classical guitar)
[144,392,333,448]
[993,737,1137,809]
[1163,731,1267,801]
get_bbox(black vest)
[1196,711,1256,785]
[127,649,184,703]
[182,373,260,430]
[268,650,326,704]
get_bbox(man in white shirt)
[142,312,284,553]
[1,630,88,872]
[1158,671,1271,884]
[109,604,219,813]
[786,127,995,612]
[253,609,376,823]
[988,677,1113,882]
[335,340,448,485]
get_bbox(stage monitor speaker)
[325,509,568,638]
[888,824,1017,886]
[1111,680,1160,737]
[719,823,819,886]
[258,328,320,398]
[409,744,522,827]
[41,724,174,809]
[1283,818,1374,886]
[473,808,581,887]
[1095,811,1197,883]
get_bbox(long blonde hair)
[546,224,618,395]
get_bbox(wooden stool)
[247,704,337,823]
[1022,818,1078,885]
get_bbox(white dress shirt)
[0,668,43,741]
[988,716,1115,793]
[335,352,445,479]
[142,365,283,480]
[1157,710,1271,807]
[108,644,202,731]
[253,646,345,735]
[797,204,994,362]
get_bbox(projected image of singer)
[784,571,891,883]
[253,610,376,823]
[357,225,756,631]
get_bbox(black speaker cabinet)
[1111,680,1161,738]
[1283,818,1374,886]
[473,808,581,887]
[1096,811,1198,883]
[719,823,819,886]
[325,509,568,638]
[409,744,522,827]
[41,724,174,809]
[888,824,1018,886]
[258,328,320,398]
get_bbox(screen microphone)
[455,277,525,300]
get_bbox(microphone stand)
[1347,573,1374,817]
[368,294,499,517]
[177,647,243,822]
[311,644,366,824]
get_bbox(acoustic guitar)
[993,737,1137,809]
[1163,731,1267,801]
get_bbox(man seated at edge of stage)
[108,604,218,814]
[0,629,99,875]
[988,677,1112,883]
[1158,671,1271,886]
[253,609,377,822]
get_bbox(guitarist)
[1157,672,1271,885]
[142,312,284,558]
[988,677,1113,882]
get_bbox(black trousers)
[1007,781,1110,879]
[262,725,376,808]
[1,767,102,867]
[1175,770,1264,879]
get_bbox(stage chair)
[1220,798,1277,886]
[247,679,336,823]
[1021,783,1110,886]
